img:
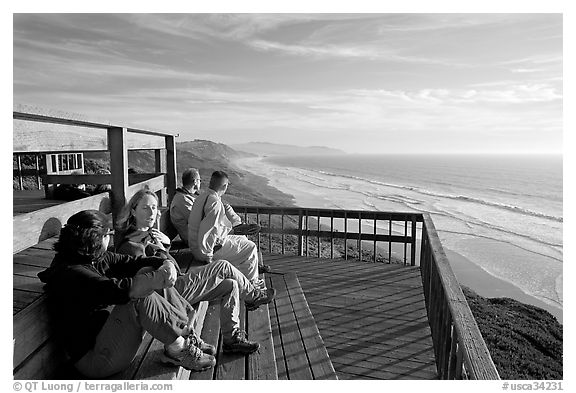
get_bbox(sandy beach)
[235,156,563,323]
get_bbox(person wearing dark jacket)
[38,210,215,378]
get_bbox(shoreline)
[234,156,563,323]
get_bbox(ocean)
[237,154,563,317]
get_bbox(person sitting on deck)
[114,189,276,361]
[187,171,270,287]
[37,210,215,378]
[169,168,201,245]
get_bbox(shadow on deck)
[265,254,438,380]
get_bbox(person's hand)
[150,228,170,246]
[246,224,260,235]
[159,260,178,287]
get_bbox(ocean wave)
[311,169,563,223]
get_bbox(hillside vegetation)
[462,287,562,380]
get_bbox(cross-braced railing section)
[232,206,422,266]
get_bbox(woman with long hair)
[114,188,276,358]
[38,210,215,378]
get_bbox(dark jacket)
[116,228,182,274]
[38,251,166,361]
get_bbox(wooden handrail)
[13,104,178,138]
[232,205,421,265]
[420,213,500,380]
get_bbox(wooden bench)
[13,240,279,380]
[266,272,338,380]
[12,239,208,380]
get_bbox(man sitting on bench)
[188,171,271,288]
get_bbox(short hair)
[209,170,229,190]
[54,210,111,261]
[182,168,200,187]
[115,187,159,233]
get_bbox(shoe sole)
[159,353,215,372]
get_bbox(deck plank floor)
[265,254,438,380]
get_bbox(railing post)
[154,148,167,206]
[108,127,128,226]
[388,218,392,263]
[344,211,348,260]
[358,211,362,261]
[17,154,23,190]
[411,215,417,266]
[373,215,377,263]
[297,210,304,256]
[281,209,285,255]
[317,211,321,258]
[35,154,42,190]
[165,135,177,205]
[330,211,334,259]
[269,212,272,255]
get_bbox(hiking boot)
[180,327,217,356]
[245,287,276,311]
[251,278,266,290]
[258,264,272,274]
[189,333,217,356]
[161,338,216,371]
[222,329,260,354]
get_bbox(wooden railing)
[233,206,422,265]
[419,213,500,380]
[232,205,500,380]
[13,104,178,219]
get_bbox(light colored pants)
[76,261,257,378]
[175,260,260,338]
[213,235,259,282]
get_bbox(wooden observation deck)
[12,104,500,380]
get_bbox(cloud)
[247,39,465,66]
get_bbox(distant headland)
[230,142,346,157]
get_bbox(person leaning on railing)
[114,188,276,365]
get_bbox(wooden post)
[404,218,408,265]
[330,211,334,259]
[411,216,417,266]
[344,211,348,260]
[373,216,377,263]
[256,207,261,250]
[35,155,41,190]
[165,135,177,204]
[154,148,167,206]
[17,155,23,190]
[389,218,393,263]
[268,212,272,255]
[358,212,362,261]
[297,210,304,257]
[108,127,128,226]
[281,210,285,255]
[317,212,321,258]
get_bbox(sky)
[13,13,563,154]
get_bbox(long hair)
[115,187,159,233]
[54,210,110,261]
